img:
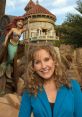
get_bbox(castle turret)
[23,0,58,41]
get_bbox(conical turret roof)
[24,0,36,11]
[24,0,56,20]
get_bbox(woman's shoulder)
[22,90,30,96]
[70,80,81,89]
[21,90,32,99]
[70,80,82,95]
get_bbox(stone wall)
[0,0,6,18]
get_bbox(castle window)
[42,29,47,35]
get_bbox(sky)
[5,0,78,25]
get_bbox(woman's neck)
[43,77,56,90]
[43,77,57,103]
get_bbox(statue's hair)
[24,42,71,96]
[5,16,25,35]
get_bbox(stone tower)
[23,0,58,41]
[0,0,6,18]
[0,0,6,42]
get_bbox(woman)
[0,16,26,78]
[19,42,82,117]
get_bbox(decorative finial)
[36,0,39,4]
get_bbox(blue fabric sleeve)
[71,80,82,117]
[18,91,31,117]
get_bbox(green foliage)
[52,40,61,47]
[55,0,82,47]
[76,0,82,14]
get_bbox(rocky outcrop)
[0,93,20,117]
[59,44,82,85]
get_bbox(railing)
[30,35,59,41]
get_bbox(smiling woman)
[18,42,82,117]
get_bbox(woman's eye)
[44,57,50,62]
[34,60,40,65]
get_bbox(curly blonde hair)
[24,42,71,96]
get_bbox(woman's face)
[33,49,55,80]
[16,20,24,28]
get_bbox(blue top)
[18,80,82,117]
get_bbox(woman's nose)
[41,61,46,68]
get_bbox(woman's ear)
[32,67,35,72]
[31,63,36,72]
